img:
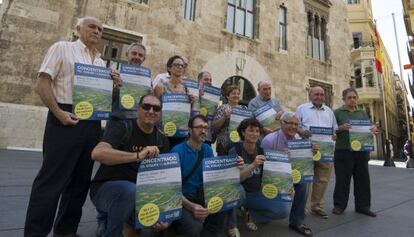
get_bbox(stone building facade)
[347,0,407,158]
[0,0,352,149]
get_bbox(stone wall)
[0,102,47,149]
[0,0,352,149]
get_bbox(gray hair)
[257,80,272,89]
[197,71,211,81]
[126,42,146,54]
[75,16,101,27]
[280,111,296,123]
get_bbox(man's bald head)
[257,80,272,100]
[75,16,103,48]
[309,86,325,108]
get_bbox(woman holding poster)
[154,55,195,148]
[212,85,247,156]
[333,88,380,217]
[227,118,291,236]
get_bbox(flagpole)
[374,20,391,164]
[392,13,411,141]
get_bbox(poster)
[73,63,113,120]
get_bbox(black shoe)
[355,208,377,217]
[332,207,345,215]
[53,234,82,237]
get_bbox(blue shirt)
[248,95,283,113]
[171,141,213,195]
[261,129,290,151]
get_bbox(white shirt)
[296,102,338,131]
[151,72,170,88]
[39,39,105,104]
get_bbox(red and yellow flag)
[373,27,383,74]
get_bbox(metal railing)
[351,40,374,49]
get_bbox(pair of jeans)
[172,192,228,237]
[172,208,228,237]
[90,180,136,237]
[228,186,290,228]
[290,183,308,225]
[228,183,307,227]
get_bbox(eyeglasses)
[283,121,299,127]
[172,63,187,69]
[140,103,162,112]
[191,125,209,130]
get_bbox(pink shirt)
[38,39,105,104]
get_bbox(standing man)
[332,88,380,217]
[197,71,212,89]
[90,94,170,237]
[111,42,147,120]
[24,17,121,237]
[296,86,337,219]
[248,80,284,135]
[197,71,213,145]
[152,56,189,88]
[171,115,235,237]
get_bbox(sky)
[371,0,413,107]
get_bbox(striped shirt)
[38,39,105,104]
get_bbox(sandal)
[289,224,313,236]
[241,208,258,231]
[227,227,240,237]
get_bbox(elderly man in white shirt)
[24,16,121,237]
[296,86,338,219]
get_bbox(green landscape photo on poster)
[161,110,191,134]
[120,82,150,109]
[73,85,112,111]
[291,158,314,177]
[204,178,240,206]
[261,171,292,194]
[201,85,221,116]
[350,132,374,147]
[136,182,182,213]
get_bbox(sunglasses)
[140,103,162,112]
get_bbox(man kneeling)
[89,94,170,237]
[171,115,231,237]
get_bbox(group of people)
[24,16,381,237]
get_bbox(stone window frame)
[347,0,360,4]
[183,0,196,21]
[226,0,255,39]
[306,78,334,108]
[279,4,287,51]
[305,0,331,62]
[131,0,148,4]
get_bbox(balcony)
[351,40,374,50]
[355,86,381,102]
[350,41,374,61]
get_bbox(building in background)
[0,0,351,149]
[347,0,407,158]
[402,0,414,98]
